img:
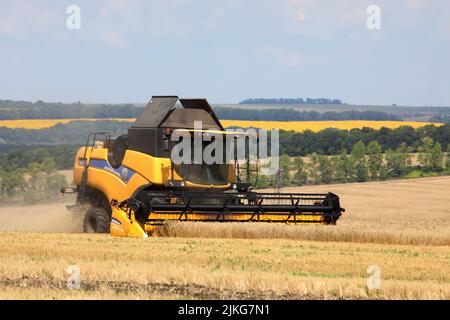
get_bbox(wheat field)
[220,120,441,132]
[0,233,448,300]
[160,176,450,246]
[0,177,448,300]
[0,118,441,131]
[0,118,134,129]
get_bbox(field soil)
[0,176,448,299]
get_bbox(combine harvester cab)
[62,96,344,238]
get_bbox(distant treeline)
[239,98,343,105]
[1,135,448,204]
[0,121,449,169]
[0,155,67,205]
[214,108,400,121]
[430,114,450,123]
[0,100,142,120]
[257,138,450,188]
[0,99,402,121]
[0,121,130,145]
[0,145,78,170]
[279,124,450,156]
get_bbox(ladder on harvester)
[234,134,260,188]
[76,132,110,204]
[236,154,259,188]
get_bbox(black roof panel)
[131,96,223,129]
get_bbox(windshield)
[173,163,230,185]
[171,135,233,185]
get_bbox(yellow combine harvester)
[62,96,344,238]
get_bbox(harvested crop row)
[0,233,448,300]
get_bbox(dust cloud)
[0,203,84,233]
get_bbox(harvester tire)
[83,207,110,233]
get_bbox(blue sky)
[0,0,449,106]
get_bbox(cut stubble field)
[0,177,448,299]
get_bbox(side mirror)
[163,136,170,151]
[61,186,77,194]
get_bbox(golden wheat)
[0,118,441,131]
[0,118,134,129]
[0,233,448,300]
[157,176,450,246]
[0,177,448,299]
[220,120,440,132]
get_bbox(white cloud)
[276,0,366,39]
[1,0,450,46]
[0,1,60,38]
[201,0,244,31]
[97,0,145,34]
[0,0,196,45]
[258,46,321,67]
[277,0,450,40]
[102,31,129,47]
[92,0,194,38]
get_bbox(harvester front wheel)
[83,207,110,233]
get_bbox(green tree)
[22,158,67,204]
[0,168,27,202]
[307,153,321,184]
[279,154,291,187]
[26,162,46,204]
[41,157,57,174]
[446,144,450,170]
[385,144,412,177]
[334,150,354,182]
[350,141,368,182]
[292,157,307,185]
[367,141,383,180]
[418,136,434,168]
[306,154,334,184]
[317,155,333,184]
[274,154,291,187]
[430,142,444,171]
[331,156,343,183]
[379,165,389,180]
[256,175,271,188]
